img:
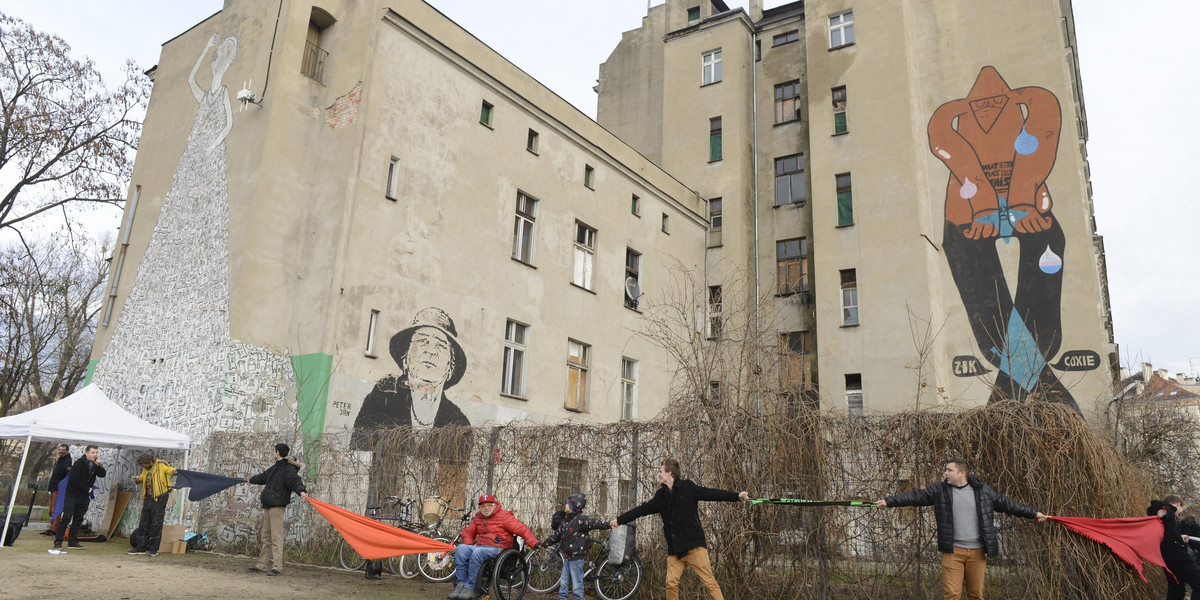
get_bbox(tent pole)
[175,450,189,525]
[1,433,33,548]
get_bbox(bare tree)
[0,11,149,234]
[0,233,109,421]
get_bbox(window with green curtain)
[687,6,700,23]
[834,112,847,134]
[709,117,722,161]
[836,173,853,226]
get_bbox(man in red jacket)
[449,494,538,599]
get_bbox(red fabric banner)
[1050,515,1169,583]
[305,496,456,560]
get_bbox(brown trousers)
[941,546,986,600]
[255,506,287,571]
[665,547,724,600]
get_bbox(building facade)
[598,0,1117,418]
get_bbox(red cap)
[478,494,497,505]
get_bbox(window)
[702,50,722,85]
[841,269,859,325]
[526,129,539,153]
[480,101,494,126]
[385,156,399,199]
[625,248,641,310]
[512,191,538,265]
[366,309,380,355]
[755,40,762,61]
[566,340,590,411]
[780,332,813,395]
[709,117,722,161]
[772,30,799,46]
[572,221,596,290]
[687,6,700,23]
[618,479,634,512]
[846,373,863,414]
[709,197,722,230]
[584,164,595,189]
[302,8,334,83]
[707,285,722,339]
[502,320,528,397]
[774,81,802,124]
[836,173,854,226]
[833,86,848,134]
[708,381,722,404]
[829,11,855,49]
[620,358,638,420]
[774,154,806,206]
[556,457,586,505]
[661,213,670,233]
[631,194,640,216]
[776,238,808,295]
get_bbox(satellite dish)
[625,277,642,301]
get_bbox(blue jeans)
[455,544,500,590]
[558,558,585,600]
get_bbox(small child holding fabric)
[535,493,611,600]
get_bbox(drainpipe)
[751,24,762,414]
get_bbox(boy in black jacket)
[535,493,610,600]
[246,443,307,575]
[611,458,748,600]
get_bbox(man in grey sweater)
[876,459,1047,600]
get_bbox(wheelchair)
[465,539,529,600]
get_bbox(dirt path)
[0,528,454,600]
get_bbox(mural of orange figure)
[929,67,1076,409]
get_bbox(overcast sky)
[5,0,1197,377]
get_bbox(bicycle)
[336,495,424,578]
[525,530,644,600]
[414,496,471,583]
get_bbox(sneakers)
[48,548,67,555]
[67,544,85,549]
[447,583,463,599]
[449,583,476,600]
[246,566,266,573]
[128,550,148,555]
[149,552,158,557]
[266,569,281,576]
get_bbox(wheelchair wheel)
[524,546,563,594]
[387,553,420,578]
[491,549,528,600]
[337,538,366,571]
[416,537,457,582]
[593,555,643,600]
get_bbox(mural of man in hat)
[350,307,470,450]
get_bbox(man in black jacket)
[245,443,307,576]
[610,458,748,600]
[50,445,105,554]
[45,444,72,536]
[877,459,1046,600]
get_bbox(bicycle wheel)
[337,538,366,571]
[388,553,420,579]
[416,537,456,582]
[524,546,563,594]
[491,549,527,600]
[593,555,643,600]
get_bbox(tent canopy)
[0,384,190,449]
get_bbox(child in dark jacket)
[536,493,610,600]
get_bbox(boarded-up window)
[556,457,586,505]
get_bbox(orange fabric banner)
[305,496,456,560]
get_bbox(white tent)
[0,384,191,546]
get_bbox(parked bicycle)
[336,495,423,578]
[413,495,471,582]
[524,530,644,600]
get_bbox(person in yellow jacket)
[126,452,177,557]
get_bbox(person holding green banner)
[610,458,748,600]
[876,459,1047,600]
